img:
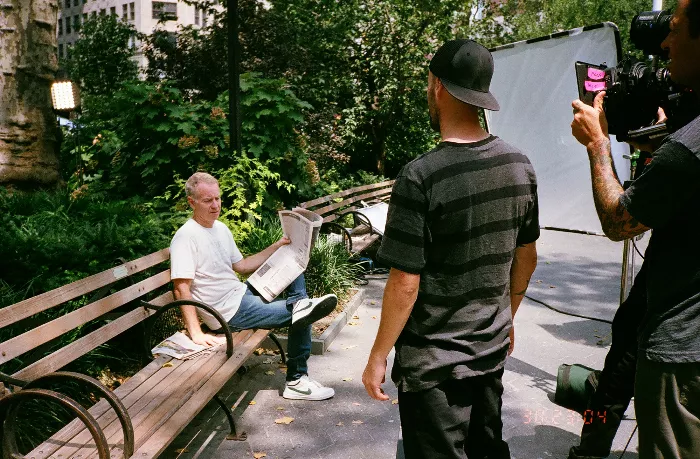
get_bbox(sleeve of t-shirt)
[230,233,244,264]
[517,191,540,245]
[620,141,700,229]
[376,169,427,274]
[170,233,197,280]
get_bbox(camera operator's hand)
[571,91,609,149]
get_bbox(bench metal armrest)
[337,211,375,235]
[0,388,110,459]
[23,371,134,458]
[320,222,353,252]
[141,299,234,358]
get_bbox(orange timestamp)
[523,408,607,425]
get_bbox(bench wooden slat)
[13,291,173,382]
[0,270,171,365]
[299,180,394,210]
[132,329,271,458]
[314,188,392,216]
[0,248,170,329]
[79,352,227,458]
[28,331,254,459]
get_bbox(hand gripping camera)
[576,10,698,141]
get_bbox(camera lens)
[630,10,672,57]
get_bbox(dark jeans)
[399,368,510,459]
[570,264,647,458]
[227,274,311,382]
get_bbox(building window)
[152,2,177,20]
[64,0,70,8]
[122,4,128,20]
[83,13,87,21]
[129,2,135,21]
[195,7,200,25]
[110,6,116,15]
[58,18,63,35]
[100,8,105,15]
[65,17,71,34]
[73,0,78,6]
[90,11,96,18]
[73,15,80,31]
[58,44,64,58]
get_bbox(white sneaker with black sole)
[283,375,335,401]
[291,294,337,328]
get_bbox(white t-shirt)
[170,219,247,330]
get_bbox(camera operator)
[571,0,700,456]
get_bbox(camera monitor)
[575,62,609,106]
[486,23,627,235]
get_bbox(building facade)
[57,0,212,68]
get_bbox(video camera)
[576,10,698,142]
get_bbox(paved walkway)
[165,229,647,459]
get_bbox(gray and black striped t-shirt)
[378,136,539,392]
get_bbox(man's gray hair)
[185,172,219,198]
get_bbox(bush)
[0,189,171,298]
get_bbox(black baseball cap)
[429,39,500,111]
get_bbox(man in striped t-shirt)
[362,39,539,458]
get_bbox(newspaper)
[247,207,323,301]
[151,331,222,360]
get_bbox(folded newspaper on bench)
[247,207,323,302]
[151,331,223,360]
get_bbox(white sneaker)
[283,375,335,401]
[291,294,337,328]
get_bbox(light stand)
[50,79,82,185]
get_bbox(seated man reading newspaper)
[170,172,338,401]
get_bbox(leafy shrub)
[0,189,171,298]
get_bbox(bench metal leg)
[213,395,247,441]
[268,333,287,365]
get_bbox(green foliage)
[0,189,171,304]
[65,14,140,96]
[71,73,308,204]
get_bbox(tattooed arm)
[586,139,650,241]
[571,91,650,241]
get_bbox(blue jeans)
[227,274,310,382]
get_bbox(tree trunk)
[0,0,60,187]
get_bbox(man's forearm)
[587,139,646,241]
[236,242,281,274]
[174,284,204,337]
[368,269,419,361]
[510,243,537,317]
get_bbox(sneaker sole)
[293,295,337,328]
[282,389,335,401]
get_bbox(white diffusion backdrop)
[486,23,630,235]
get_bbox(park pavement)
[165,228,648,459]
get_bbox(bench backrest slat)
[299,180,394,211]
[13,292,173,382]
[0,248,170,329]
[314,187,392,216]
[0,270,171,366]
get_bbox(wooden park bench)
[0,248,286,458]
[299,180,394,254]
